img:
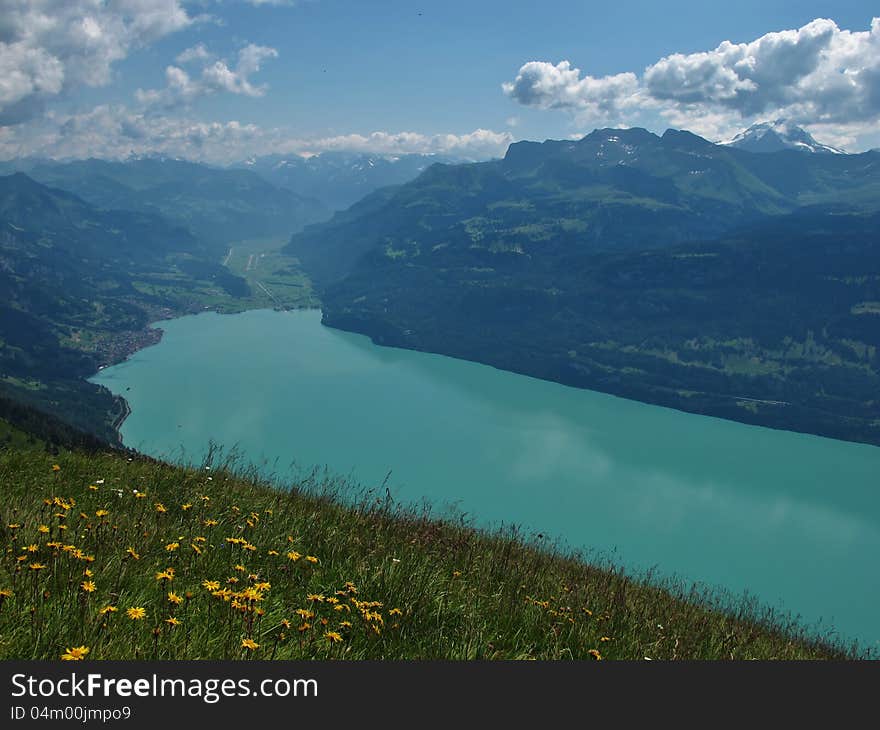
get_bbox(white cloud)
[0,0,192,122]
[503,61,641,116]
[0,103,513,164]
[176,43,213,65]
[504,17,880,147]
[136,44,279,107]
[298,129,514,159]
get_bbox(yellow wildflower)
[241,638,259,650]
[99,606,117,615]
[60,646,89,661]
[324,631,343,643]
[167,592,183,605]
[305,555,318,564]
[165,617,181,626]
[202,580,220,591]
[80,581,96,593]
[126,607,146,620]
[588,649,603,660]
[165,542,179,552]
[155,503,167,514]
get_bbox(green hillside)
[0,418,859,660]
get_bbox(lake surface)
[92,308,880,649]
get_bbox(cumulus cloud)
[504,17,880,145]
[0,0,192,122]
[176,43,213,65]
[301,129,514,159]
[136,44,279,107]
[0,102,513,164]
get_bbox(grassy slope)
[0,440,860,660]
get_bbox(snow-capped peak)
[723,120,845,154]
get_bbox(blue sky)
[1,1,878,161]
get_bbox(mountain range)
[234,151,464,211]
[0,157,331,252]
[288,126,880,445]
[0,172,254,441]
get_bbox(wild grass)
[0,443,865,661]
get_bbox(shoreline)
[96,302,320,445]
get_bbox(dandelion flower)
[38,525,49,534]
[99,605,117,615]
[60,646,89,660]
[95,510,109,518]
[286,551,301,562]
[167,592,183,605]
[202,580,220,591]
[241,638,259,650]
[165,617,181,626]
[126,607,146,620]
[80,581,96,593]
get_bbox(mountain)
[236,151,464,211]
[6,157,331,252]
[0,173,250,441]
[724,120,844,154]
[287,127,880,284]
[288,127,880,445]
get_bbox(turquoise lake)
[91,308,880,650]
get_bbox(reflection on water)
[92,308,880,649]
